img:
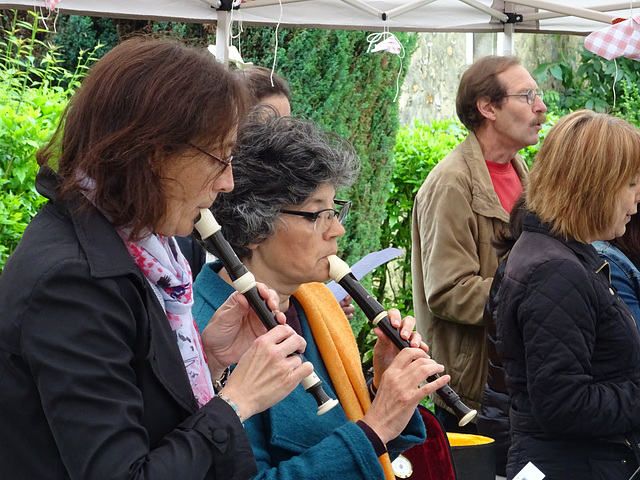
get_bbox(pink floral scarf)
[122,233,214,407]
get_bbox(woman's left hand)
[371,309,428,389]
[200,283,286,377]
[339,294,356,320]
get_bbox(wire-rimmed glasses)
[280,200,351,233]
[504,89,544,105]
[187,142,233,167]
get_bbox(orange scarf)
[294,282,395,480]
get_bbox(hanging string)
[612,0,635,110]
[37,3,60,32]
[366,28,405,102]
[230,1,245,64]
[613,57,618,110]
[269,0,284,87]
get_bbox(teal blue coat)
[193,261,426,480]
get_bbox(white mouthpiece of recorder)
[327,255,351,283]
[194,208,221,239]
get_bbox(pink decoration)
[44,0,60,10]
[371,35,402,55]
[585,16,640,61]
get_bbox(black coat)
[476,260,510,477]
[0,167,256,480]
[495,213,640,479]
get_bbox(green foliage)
[533,46,640,126]
[375,118,467,315]
[52,15,117,77]
[0,10,98,272]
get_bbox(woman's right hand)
[362,348,450,444]
[201,282,286,377]
[219,325,314,421]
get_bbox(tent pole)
[502,25,515,55]
[215,10,231,66]
[503,2,516,55]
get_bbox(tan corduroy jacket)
[411,132,528,415]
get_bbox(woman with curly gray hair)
[192,113,450,480]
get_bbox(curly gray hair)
[209,113,361,259]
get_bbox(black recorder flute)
[194,208,339,415]
[327,254,477,427]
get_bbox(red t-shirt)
[485,160,522,214]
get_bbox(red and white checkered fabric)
[585,16,640,61]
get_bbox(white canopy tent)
[2,0,639,62]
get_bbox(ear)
[247,243,259,251]
[476,97,498,122]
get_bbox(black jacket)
[0,167,256,480]
[495,212,640,479]
[476,260,510,477]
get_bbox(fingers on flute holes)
[277,330,307,357]
[408,332,422,347]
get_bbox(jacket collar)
[36,166,143,279]
[523,211,609,279]
[463,132,528,222]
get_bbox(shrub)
[534,46,640,126]
[0,10,99,272]
[375,118,467,314]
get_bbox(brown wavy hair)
[37,37,249,239]
[456,55,520,132]
[527,110,640,243]
[234,65,290,104]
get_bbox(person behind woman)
[0,38,313,480]
[193,113,451,480]
[495,110,640,479]
[234,65,292,116]
[177,65,290,278]
[594,213,640,328]
[477,194,526,477]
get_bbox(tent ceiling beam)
[524,1,640,22]
[512,0,618,24]
[460,0,510,22]
[239,0,307,9]
[386,0,439,20]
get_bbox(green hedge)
[236,27,418,344]
[0,11,99,271]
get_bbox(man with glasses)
[411,55,546,464]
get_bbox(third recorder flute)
[328,254,477,426]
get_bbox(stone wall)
[397,32,584,126]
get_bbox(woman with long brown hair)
[0,37,310,480]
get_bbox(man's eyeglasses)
[504,89,544,105]
[280,200,351,233]
[187,142,233,167]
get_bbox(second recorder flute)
[194,208,339,415]
[327,254,477,427]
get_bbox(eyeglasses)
[187,142,233,167]
[280,200,351,233]
[504,89,544,105]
